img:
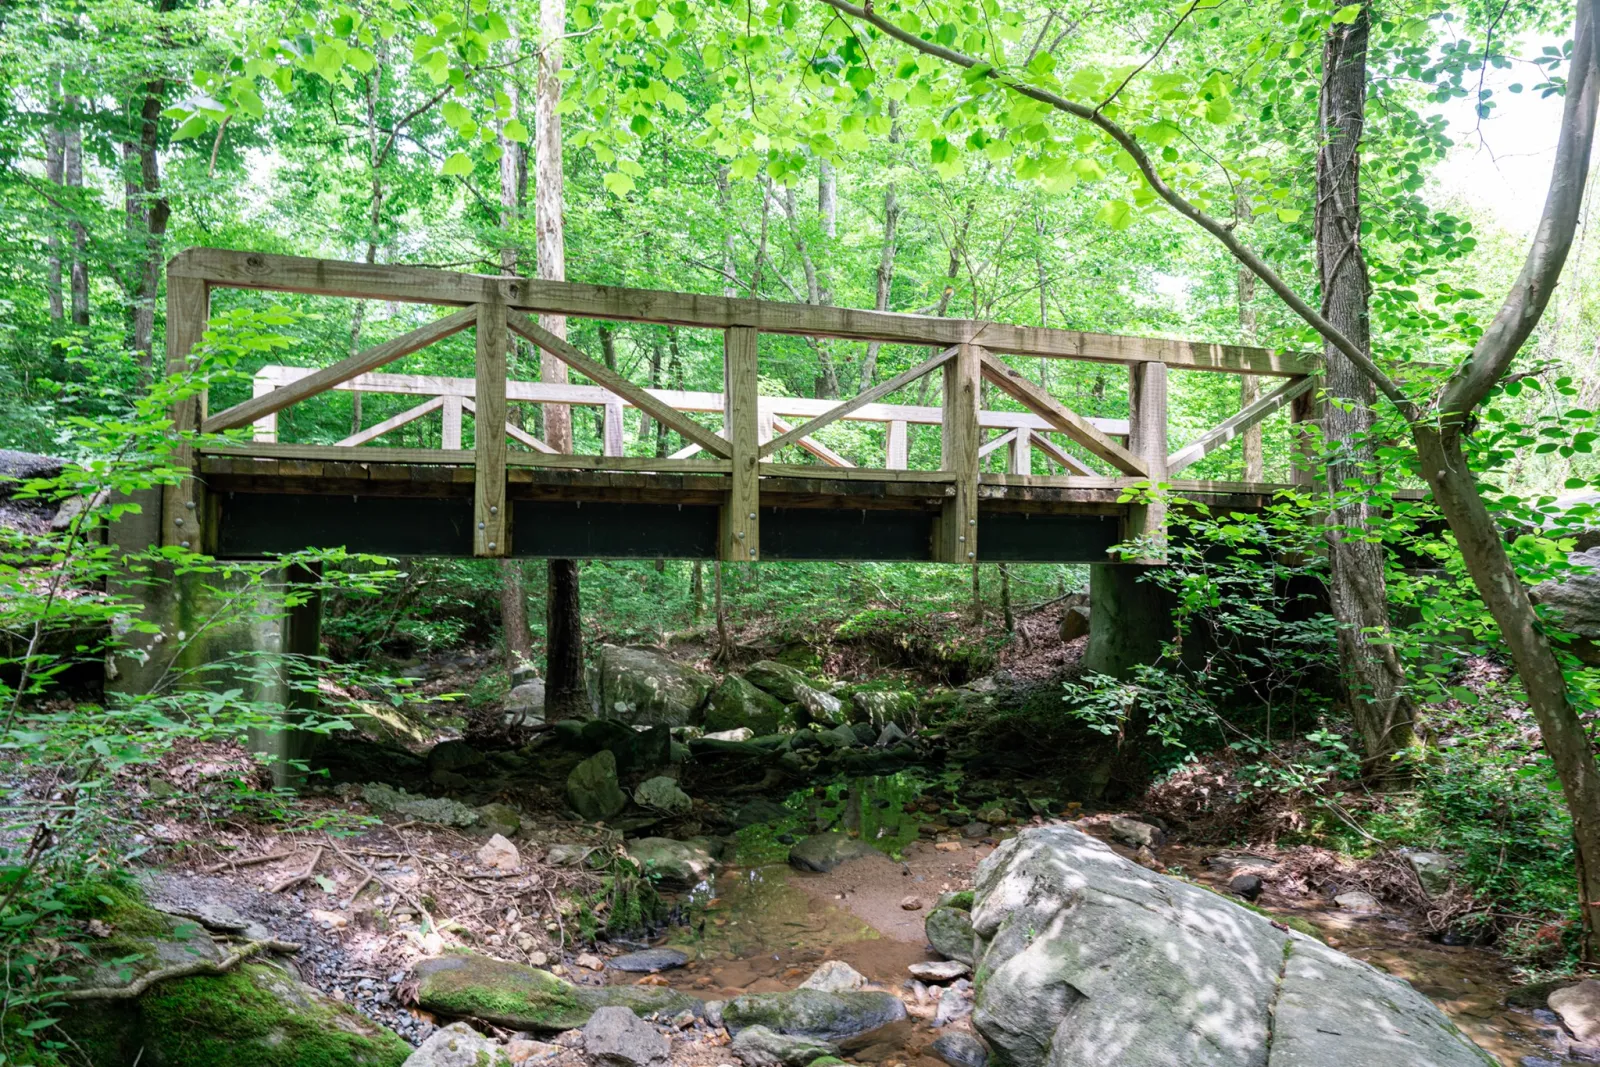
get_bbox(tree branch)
[815,0,1416,418]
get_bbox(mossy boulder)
[567,750,627,822]
[414,952,697,1031]
[705,676,789,734]
[66,960,409,1067]
[925,905,976,964]
[743,662,844,725]
[848,690,918,728]
[627,837,717,886]
[788,833,876,873]
[721,989,907,1041]
[597,644,715,726]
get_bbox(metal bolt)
[185,500,195,510]
[736,531,745,539]
[174,517,184,526]
[748,512,756,520]
[958,535,966,542]
[967,551,975,559]
[968,518,975,526]
[749,548,756,557]
[488,541,496,550]
[180,541,191,549]
[490,505,498,515]
[478,521,486,529]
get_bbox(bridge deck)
[159,249,1325,565]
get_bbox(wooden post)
[886,419,908,470]
[934,343,981,563]
[161,275,209,550]
[1126,361,1169,557]
[721,326,760,561]
[252,372,278,443]
[1290,377,1322,487]
[602,398,625,457]
[475,300,508,556]
[1009,428,1033,476]
[441,395,463,450]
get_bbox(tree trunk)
[1000,563,1014,634]
[1316,4,1414,780]
[1235,193,1263,481]
[818,159,837,238]
[782,185,842,398]
[537,0,584,717]
[714,561,731,663]
[64,98,88,328]
[861,108,902,391]
[45,115,64,322]
[1417,425,1600,957]
[691,560,704,618]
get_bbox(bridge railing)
[164,248,1319,561]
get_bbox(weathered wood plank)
[1009,426,1033,476]
[886,420,908,470]
[721,326,761,561]
[162,275,209,549]
[1029,431,1097,477]
[200,442,475,464]
[759,345,956,458]
[977,350,1149,477]
[172,249,1316,375]
[769,416,855,468]
[339,395,447,447]
[203,307,478,433]
[1126,361,1170,558]
[977,428,1019,460]
[251,373,278,442]
[506,454,733,473]
[460,397,557,454]
[1290,381,1322,488]
[603,399,625,457]
[440,396,463,451]
[506,310,732,458]
[761,464,956,484]
[1166,375,1316,475]
[934,343,982,563]
[475,301,508,556]
[257,364,1132,435]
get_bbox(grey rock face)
[598,644,714,726]
[728,1024,838,1067]
[1106,814,1163,849]
[632,775,692,815]
[849,689,918,728]
[744,661,843,724]
[967,825,1495,1067]
[567,750,626,822]
[610,948,689,973]
[931,1032,989,1067]
[787,832,876,873]
[1549,980,1600,1043]
[403,1022,511,1067]
[582,1005,670,1067]
[924,905,976,965]
[798,960,868,992]
[1334,889,1381,913]
[413,952,696,1031]
[1532,547,1600,665]
[504,680,545,725]
[722,988,907,1041]
[1406,852,1456,898]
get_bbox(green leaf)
[603,171,637,196]
[1276,208,1302,223]
[441,152,473,177]
[1095,200,1133,230]
[503,119,529,143]
[1331,3,1363,22]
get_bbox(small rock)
[583,1005,669,1067]
[908,960,969,981]
[403,1021,511,1066]
[934,841,962,853]
[576,952,605,971]
[900,895,924,911]
[1551,980,1600,1043]
[934,980,973,1026]
[1229,873,1264,901]
[703,727,755,742]
[546,844,595,867]
[477,834,521,871]
[610,948,690,973]
[704,1000,725,1028]
[670,1009,696,1029]
[1058,604,1091,643]
[478,802,522,838]
[1405,851,1456,898]
[798,960,868,993]
[729,1024,837,1067]
[1333,890,1381,913]
[960,822,990,840]
[309,908,348,929]
[1107,815,1163,849]
[931,1031,989,1067]
[633,776,693,816]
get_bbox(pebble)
[900,895,924,911]
[935,842,962,853]
[576,952,605,971]
[908,960,970,981]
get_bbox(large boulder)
[967,825,1495,1067]
[0,450,65,533]
[849,689,918,728]
[567,750,626,822]
[787,833,876,873]
[729,1025,838,1066]
[722,988,907,1041]
[1530,547,1600,664]
[705,675,790,734]
[583,1005,669,1067]
[598,644,714,726]
[404,1022,513,1066]
[413,952,697,1031]
[924,905,976,965]
[627,837,717,886]
[633,776,692,816]
[744,661,844,725]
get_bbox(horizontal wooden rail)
[171,248,1316,376]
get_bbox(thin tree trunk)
[818,159,837,238]
[1035,207,1050,390]
[782,185,842,398]
[691,560,704,618]
[861,106,902,391]
[538,0,584,719]
[970,564,982,624]
[714,560,730,663]
[46,114,64,322]
[64,98,88,327]
[1235,193,1263,481]
[1000,563,1014,633]
[1316,4,1414,781]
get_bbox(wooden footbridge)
[160,249,1319,564]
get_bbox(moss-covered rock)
[413,952,698,1031]
[705,676,789,735]
[847,690,918,728]
[597,644,714,726]
[721,989,906,1041]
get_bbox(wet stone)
[931,1032,989,1067]
[787,833,876,873]
[609,948,690,974]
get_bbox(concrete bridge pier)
[1081,563,1177,678]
